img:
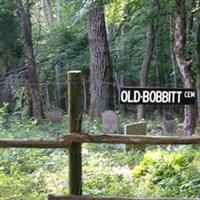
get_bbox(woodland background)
[0,0,200,199]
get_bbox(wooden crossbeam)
[0,139,67,148]
[48,195,198,200]
[69,133,200,145]
[0,134,200,148]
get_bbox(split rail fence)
[0,71,199,200]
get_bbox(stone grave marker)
[124,121,147,151]
[102,110,118,134]
[164,120,177,135]
[124,122,147,135]
[196,119,200,127]
[196,119,200,132]
[163,112,176,135]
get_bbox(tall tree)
[137,4,156,121]
[55,63,67,111]
[169,14,177,88]
[188,0,195,32]
[0,1,22,74]
[15,0,42,119]
[88,0,114,119]
[56,0,61,25]
[40,0,53,31]
[174,0,195,135]
[196,17,200,121]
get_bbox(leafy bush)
[133,146,200,197]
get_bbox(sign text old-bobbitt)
[120,88,196,105]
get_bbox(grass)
[0,114,199,199]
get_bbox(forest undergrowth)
[0,114,199,199]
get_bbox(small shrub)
[132,146,200,197]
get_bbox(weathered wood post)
[68,70,83,195]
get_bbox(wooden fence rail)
[0,134,200,148]
[48,195,199,200]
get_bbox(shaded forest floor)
[0,115,199,199]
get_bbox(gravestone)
[124,122,147,135]
[164,120,176,135]
[124,121,147,151]
[102,110,118,134]
[47,108,63,123]
[196,119,200,132]
[196,119,200,127]
[164,112,176,135]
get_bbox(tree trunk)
[196,21,200,120]
[137,23,156,121]
[40,0,53,31]
[188,0,195,33]
[174,0,195,135]
[56,0,61,24]
[169,15,177,88]
[55,63,67,111]
[88,0,114,119]
[83,79,88,112]
[40,0,49,28]
[15,0,42,119]
[45,81,51,111]
[46,0,53,26]
[114,71,126,115]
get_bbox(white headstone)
[164,120,176,135]
[102,110,118,134]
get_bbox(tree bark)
[83,79,88,112]
[137,23,156,121]
[55,63,67,111]
[45,81,51,111]
[188,0,195,32]
[46,0,53,26]
[40,0,53,31]
[196,21,200,120]
[15,0,42,119]
[174,0,195,135]
[169,15,177,88]
[56,0,61,25]
[88,0,114,119]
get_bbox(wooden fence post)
[68,70,83,195]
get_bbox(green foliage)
[11,86,30,119]
[105,0,126,27]
[82,114,102,134]
[0,117,68,139]
[133,147,200,197]
[0,0,23,74]
[0,103,9,128]
[0,148,68,200]
[0,0,200,198]
[0,117,199,199]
